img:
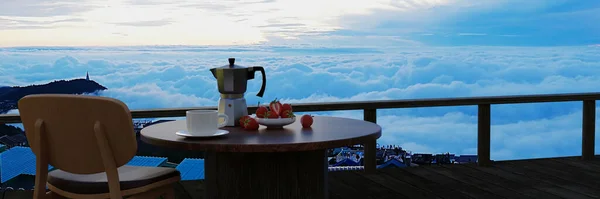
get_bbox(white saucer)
[175,129,229,138]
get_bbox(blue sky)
[0,0,598,46]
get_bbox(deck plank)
[359,171,443,199]
[327,172,377,199]
[379,166,474,199]
[329,171,406,199]
[5,156,600,199]
[2,191,32,199]
[510,158,600,189]
[175,181,203,199]
[400,166,504,199]
[443,164,561,199]
[551,157,600,172]
[495,161,599,199]
[427,164,533,199]
[460,162,582,199]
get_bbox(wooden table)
[140,116,381,199]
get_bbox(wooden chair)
[18,94,181,199]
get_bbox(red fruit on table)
[265,110,279,118]
[300,114,313,128]
[280,110,295,118]
[256,106,268,118]
[280,103,292,113]
[269,98,283,115]
[239,115,251,127]
[243,118,259,130]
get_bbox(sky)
[0,0,599,46]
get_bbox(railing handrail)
[1,92,600,123]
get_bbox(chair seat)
[47,165,180,194]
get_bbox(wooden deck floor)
[328,156,600,199]
[2,156,599,199]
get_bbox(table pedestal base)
[204,150,328,199]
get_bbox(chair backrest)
[18,94,137,174]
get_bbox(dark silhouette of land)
[0,78,107,146]
[0,78,202,163]
[0,78,107,114]
[0,124,25,137]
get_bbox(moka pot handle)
[251,66,266,97]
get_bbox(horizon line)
[0,44,598,48]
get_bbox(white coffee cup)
[186,110,228,135]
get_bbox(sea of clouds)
[1,45,599,160]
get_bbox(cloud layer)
[1,45,599,160]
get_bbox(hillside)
[0,79,107,114]
[0,124,26,137]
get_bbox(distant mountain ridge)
[0,78,107,114]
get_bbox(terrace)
[0,92,598,198]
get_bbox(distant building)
[144,120,175,128]
[332,158,360,167]
[454,155,478,164]
[0,147,54,189]
[328,166,364,171]
[126,156,168,167]
[433,153,454,164]
[377,159,409,169]
[132,120,156,134]
[176,158,205,180]
[0,146,169,190]
[0,134,28,148]
[86,72,90,81]
[135,120,175,135]
[412,153,433,165]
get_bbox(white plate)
[256,117,296,128]
[175,129,229,138]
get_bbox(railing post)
[478,104,491,166]
[363,139,377,174]
[363,109,377,174]
[364,109,377,123]
[582,100,596,160]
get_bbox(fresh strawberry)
[269,98,283,115]
[281,103,292,113]
[280,109,295,118]
[256,106,268,118]
[243,118,259,130]
[239,115,251,127]
[300,114,313,128]
[265,110,279,118]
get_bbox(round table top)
[140,116,381,152]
